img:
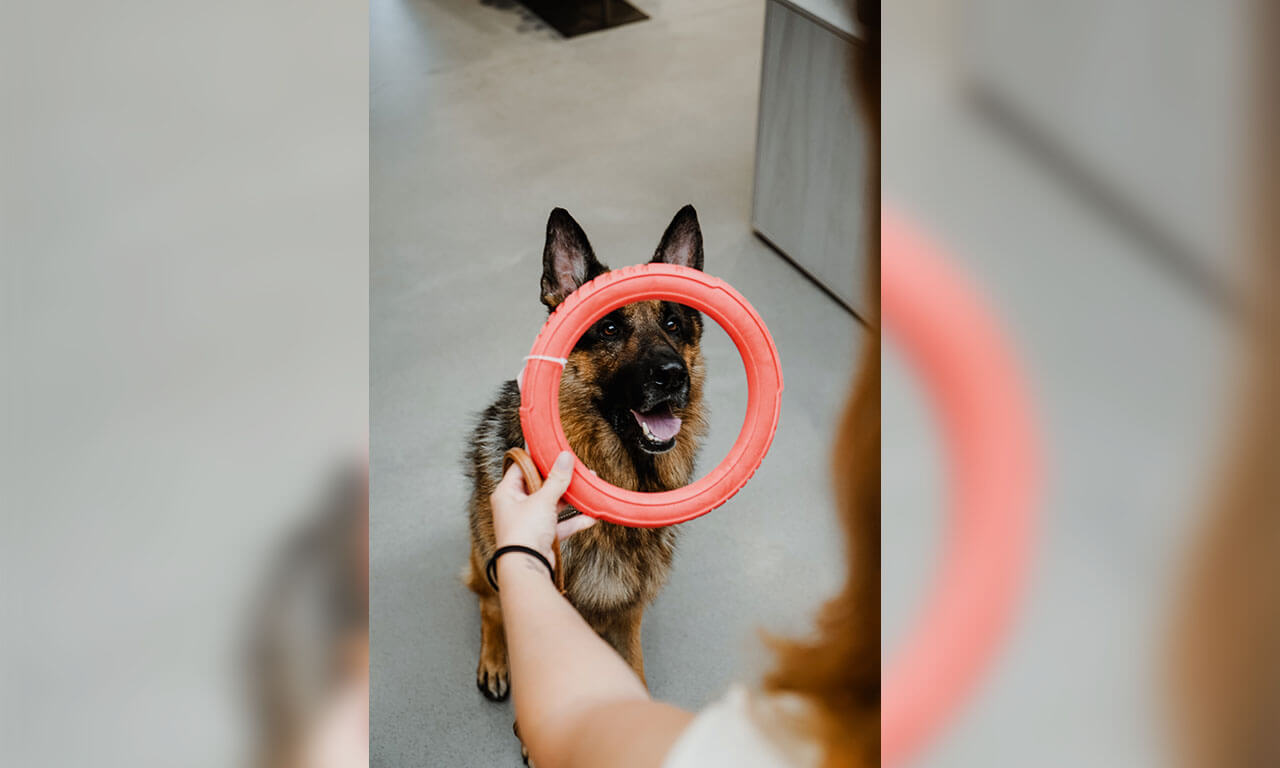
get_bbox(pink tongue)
[632,409,682,441]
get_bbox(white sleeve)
[662,686,821,768]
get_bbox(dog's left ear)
[651,204,704,271]
[542,208,607,310]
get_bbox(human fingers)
[494,460,529,498]
[556,513,597,540]
[532,450,574,503]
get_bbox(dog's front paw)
[514,720,534,766]
[476,654,510,701]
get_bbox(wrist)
[493,536,554,564]
[494,547,555,591]
[487,544,556,592]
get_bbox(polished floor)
[370,1,862,764]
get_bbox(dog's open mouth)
[630,404,682,454]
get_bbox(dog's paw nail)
[476,664,510,701]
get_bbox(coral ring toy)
[881,208,1039,766]
[518,263,783,527]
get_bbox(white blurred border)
[1,1,368,765]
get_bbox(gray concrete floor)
[883,2,1231,765]
[370,1,861,765]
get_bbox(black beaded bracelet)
[486,545,554,592]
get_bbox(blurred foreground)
[883,1,1279,765]
[1,1,366,765]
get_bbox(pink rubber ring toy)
[519,263,783,527]
[882,208,1039,765]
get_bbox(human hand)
[490,450,597,567]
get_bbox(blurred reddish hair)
[1167,4,1280,766]
[763,3,880,766]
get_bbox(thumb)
[534,450,575,501]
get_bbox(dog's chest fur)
[467,381,690,614]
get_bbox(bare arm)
[491,454,695,768]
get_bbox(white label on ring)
[516,355,569,392]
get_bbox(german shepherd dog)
[465,205,709,707]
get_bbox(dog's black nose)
[649,359,687,392]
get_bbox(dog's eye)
[663,317,680,334]
[600,320,620,337]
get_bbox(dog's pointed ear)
[541,208,607,310]
[651,204,704,271]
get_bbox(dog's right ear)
[541,208,606,310]
[651,204,704,271]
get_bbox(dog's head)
[541,206,708,476]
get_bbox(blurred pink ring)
[882,208,1039,766]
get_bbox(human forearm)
[488,454,690,767]
[497,552,650,763]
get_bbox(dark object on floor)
[520,0,648,38]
